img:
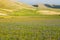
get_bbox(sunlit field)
[0,16,60,40]
[0,0,60,40]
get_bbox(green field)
[0,0,60,40]
[0,16,60,40]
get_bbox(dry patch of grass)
[37,10,60,15]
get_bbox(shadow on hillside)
[32,4,60,9]
[44,4,60,9]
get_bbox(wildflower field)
[0,16,60,40]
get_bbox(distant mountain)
[44,4,60,9]
[34,4,60,15]
[32,4,49,10]
[32,4,60,9]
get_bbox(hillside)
[0,0,60,16]
[36,4,60,15]
[38,4,48,9]
[45,4,60,9]
[0,0,36,16]
[0,0,35,10]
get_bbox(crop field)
[0,16,60,40]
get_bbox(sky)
[16,0,60,5]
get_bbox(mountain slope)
[0,0,34,10]
[36,4,60,15]
[0,0,36,16]
[38,4,49,10]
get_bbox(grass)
[38,6,60,12]
[0,1,60,40]
[0,2,60,40]
[0,16,60,40]
[8,8,60,16]
[9,9,38,16]
[0,6,60,16]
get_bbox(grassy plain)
[0,0,60,40]
[0,16,60,40]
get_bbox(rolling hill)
[0,0,60,16]
[0,0,36,16]
[0,0,35,10]
[36,4,60,15]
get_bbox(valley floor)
[0,16,60,40]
